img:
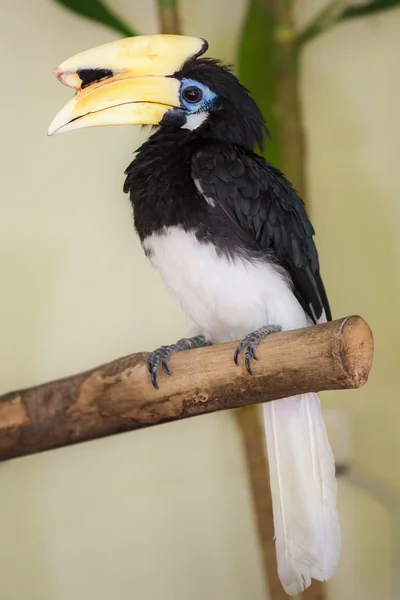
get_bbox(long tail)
[262,392,341,596]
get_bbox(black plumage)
[191,144,331,322]
[124,57,331,325]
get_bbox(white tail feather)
[263,392,341,596]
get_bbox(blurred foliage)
[53,0,136,36]
[52,0,400,35]
[237,0,280,166]
[51,0,400,177]
[340,0,400,18]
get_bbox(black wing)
[191,143,331,323]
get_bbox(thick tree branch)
[0,316,373,462]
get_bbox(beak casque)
[48,34,207,135]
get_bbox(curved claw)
[234,347,241,366]
[151,369,159,390]
[234,340,257,373]
[162,361,172,376]
[248,345,259,361]
[147,336,208,389]
[147,346,174,389]
[245,352,254,376]
[234,326,280,377]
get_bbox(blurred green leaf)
[237,0,282,168]
[298,0,400,48]
[339,0,400,19]
[53,0,137,37]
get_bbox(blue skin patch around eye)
[180,78,217,113]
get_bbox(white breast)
[143,226,308,343]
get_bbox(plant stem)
[296,0,349,48]
[264,0,306,197]
[236,407,288,600]
[273,3,306,198]
[156,0,181,34]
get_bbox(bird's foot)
[234,325,282,375]
[148,335,210,389]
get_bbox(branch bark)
[0,316,373,462]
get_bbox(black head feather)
[173,57,270,152]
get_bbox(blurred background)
[0,0,399,599]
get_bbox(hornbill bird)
[49,35,340,595]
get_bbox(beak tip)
[47,118,60,136]
[54,66,65,83]
[54,66,81,89]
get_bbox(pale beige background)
[0,1,398,599]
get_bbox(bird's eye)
[182,86,203,104]
[180,79,217,115]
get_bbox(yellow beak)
[48,34,207,135]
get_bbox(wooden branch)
[0,316,373,462]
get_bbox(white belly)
[143,226,308,343]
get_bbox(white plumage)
[263,394,340,594]
[143,226,307,341]
[143,225,340,596]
